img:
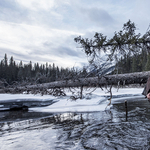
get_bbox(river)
[0,96,150,150]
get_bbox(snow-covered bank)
[0,94,55,101]
[0,87,144,113]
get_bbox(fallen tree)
[0,71,149,94]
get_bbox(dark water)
[1,97,150,150]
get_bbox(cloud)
[53,47,81,57]
[0,0,150,68]
[0,0,29,24]
[0,17,85,67]
[82,7,114,27]
[16,0,55,10]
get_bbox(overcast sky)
[0,0,150,68]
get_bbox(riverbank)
[0,87,144,113]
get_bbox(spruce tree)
[145,54,150,71]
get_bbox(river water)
[1,97,150,150]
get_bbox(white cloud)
[0,0,150,68]
[15,0,56,11]
[0,19,84,67]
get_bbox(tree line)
[0,54,89,86]
[114,49,150,74]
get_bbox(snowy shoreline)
[0,87,144,113]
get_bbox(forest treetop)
[0,54,91,85]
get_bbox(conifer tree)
[74,20,150,74]
[145,54,150,71]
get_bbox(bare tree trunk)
[0,71,149,94]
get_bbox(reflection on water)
[1,98,150,149]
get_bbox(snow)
[0,87,144,113]
[0,94,55,101]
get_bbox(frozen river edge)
[2,87,150,149]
